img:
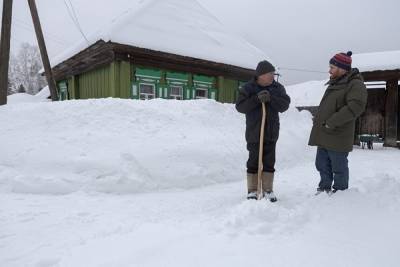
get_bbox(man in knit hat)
[236,60,290,201]
[309,51,367,195]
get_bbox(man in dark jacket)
[309,51,367,195]
[236,60,290,201]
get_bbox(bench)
[359,134,383,149]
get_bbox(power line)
[68,0,83,30]
[14,17,70,45]
[278,67,326,74]
[13,20,69,47]
[63,0,89,44]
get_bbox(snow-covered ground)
[1,98,399,267]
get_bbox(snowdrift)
[0,98,312,194]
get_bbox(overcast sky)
[2,0,399,84]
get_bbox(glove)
[257,90,271,103]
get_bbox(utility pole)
[27,0,58,101]
[0,0,13,105]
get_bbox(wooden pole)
[27,0,58,101]
[257,102,267,200]
[0,0,13,105]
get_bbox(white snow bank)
[286,80,328,107]
[34,86,51,100]
[0,98,310,195]
[7,86,50,104]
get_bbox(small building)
[353,50,400,148]
[50,0,270,104]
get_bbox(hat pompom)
[346,51,353,57]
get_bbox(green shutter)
[185,87,192,100]
[193,74,214,85]
[57,81,68,101]
[131,83,139,99]
[209,89,217,100]
[166,71,189,82]
[136,67,162,80]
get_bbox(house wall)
[58,60,243,103]
[77,64,112,99]
[218,76,239,103]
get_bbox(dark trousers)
[315,147,349,190]
[246,141,276,174]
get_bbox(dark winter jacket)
[236,79,290,143]
[308,68,367,152]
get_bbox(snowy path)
[1,145,400,267]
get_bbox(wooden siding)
[77,65,112,99]
[218,76,238,103]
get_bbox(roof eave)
[51,40,255,81]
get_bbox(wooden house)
[49,0,270,104]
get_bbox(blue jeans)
[315,147,349,191]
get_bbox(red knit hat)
[329,51,352,71]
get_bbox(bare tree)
[8,43,47,95]
[7,80,14,95]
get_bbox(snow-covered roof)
[353,50,400,72]
[51,0,271,70]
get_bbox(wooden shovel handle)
[257,102,267,200]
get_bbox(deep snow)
[1,98,399,267]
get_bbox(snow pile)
[7,93,40,104]
[34,86,51,100]
[1,96,400,267]
[7,86,50,104]
[286,80,328,107]
[0,98,309,194]
[50,0,270,70]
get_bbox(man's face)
[257,72,275,86]
[329,64,347,79]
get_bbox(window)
[195,88,208,99]
[170,86,183,100]
[139,83,155,100]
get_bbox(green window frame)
[132,67,162,100]
[193,74,216,100]
[138,83,156,100]
[166,71,190,100]
[169,85,184,100]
